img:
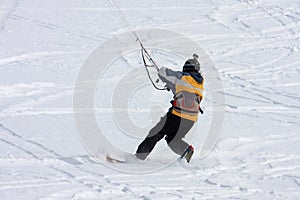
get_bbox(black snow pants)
[136,112,195,160]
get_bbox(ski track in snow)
[0,51,79,66]
[0,0,18,31]
[0,0,300,199]
[8,14,107,41]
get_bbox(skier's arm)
[158,67,182,93]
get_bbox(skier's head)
[182,54,200,72]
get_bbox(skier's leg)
[167,137,189,155]
[165,116,195,156]
[135,132,165,160]
[135,115,167,160]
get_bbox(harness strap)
[173,106,199,114]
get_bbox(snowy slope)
[0,0,300,199]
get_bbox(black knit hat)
[183,58,200,72]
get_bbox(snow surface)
[1,0,300,199]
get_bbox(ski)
[106,155,126,163]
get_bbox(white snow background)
[0,0,300,199]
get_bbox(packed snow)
[0,0,300,199]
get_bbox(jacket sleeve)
[158,67,182,93]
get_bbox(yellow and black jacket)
[158,67,204,121]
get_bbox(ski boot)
[181,145,194,163]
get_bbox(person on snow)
[136,54,204,163]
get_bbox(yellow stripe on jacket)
[172,75,204,121]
